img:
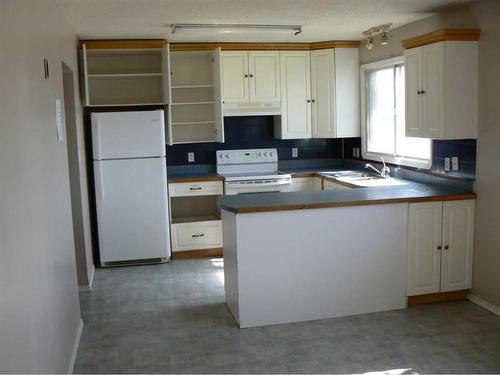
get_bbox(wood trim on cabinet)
[223,192,477,214]
[169,40,360,52]
[79,39,167,49]
[310,40,360,49]
[402,29,480,49]
[407,289,468,306]
[169,175,225,183]
[172,247,223,259]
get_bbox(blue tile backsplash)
[166,116,343,165]
[342,137,476,180]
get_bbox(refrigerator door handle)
[95,163,105,201]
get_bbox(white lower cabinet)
[168,180,223,254]
[407,200,474,296]
[171,220,222,251]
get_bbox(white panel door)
[248,51,280,103]
[311,49,335,138]
[421,42,445,138]
[334,48,360,138]
[407,202,443,296]
[441,200,474,292]
[279,51,311,139]
[405,47,422,137]
[92,110,165,159]
[94,158,170,263]
[212,48,225,142]
[221,51,249,103]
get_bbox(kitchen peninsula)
[220,180,475,328]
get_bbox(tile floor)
[75,258,500,374]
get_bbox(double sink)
[319,170,408,188]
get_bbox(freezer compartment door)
[94,157,170,263]
[92,110,166,159]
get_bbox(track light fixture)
[366,37,374,50]
[362,23,392,50]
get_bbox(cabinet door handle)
[421,90,426,94]
[189,187,202,190]
[312,99,316,103]
[192,233,205,238]
[244,74,249,78]
[307,99,311,103]
[437,245,442,250]
[249,74,254,78]
[444,245,449,250]
[417,90,422,95]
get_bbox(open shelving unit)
[81,45,169,106]
[166,49,224,144]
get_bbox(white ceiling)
[58,0,472,42]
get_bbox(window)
[361,57,431,169]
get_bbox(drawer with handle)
[169,181,223,197]
[171,220,223,251]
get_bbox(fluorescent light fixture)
[171,24,302,36]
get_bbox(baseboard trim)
[407,289,467,306]
[68,319,83,374]
[467,293,500,316]
[172,247,223,259]
[78,265,95,293]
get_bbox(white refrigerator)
[92,110,171,266]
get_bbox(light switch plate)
[188,152,195,163]
[452,156,459,171]
[292,148,298,158]
[55,99,63,142]
[444,157,451,172]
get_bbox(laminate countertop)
[218,179,476,214]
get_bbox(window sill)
[362,152,432,170]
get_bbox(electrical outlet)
[444,157,451,172]
[187,152,195,163]
[452,156,459,171]
[352,148,357,158]
[355,147,361,158]
[292,148,298,158]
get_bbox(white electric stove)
[216,148,291,195]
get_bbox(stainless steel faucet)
[365,157,391,178]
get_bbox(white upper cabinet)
[275,51,311,139]
[221,51,248,103]
[248,52,281,103]
[221,51,280,115]
[80,44,166,107]
[404,41,478,139]
[167,48,224,144]
[334,48,360,138]
[311,49,335,138]
[407,200,475,297]
[310,48,360,138]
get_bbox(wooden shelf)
[172,121,216,125]
[171,85,214,89]
[170,101,215,106]
[88,73,163,78]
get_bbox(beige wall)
[359,0,500,309]
[0,0,92,372]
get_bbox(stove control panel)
[216,148,278,165]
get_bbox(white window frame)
[360,56,432,169]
